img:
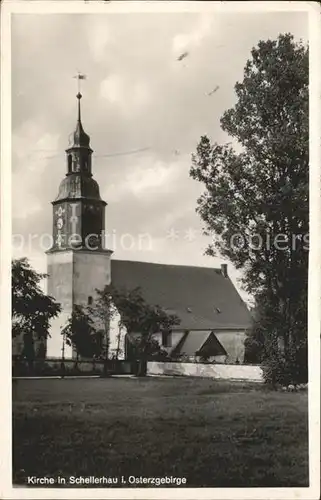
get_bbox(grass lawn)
[12,376,309,488]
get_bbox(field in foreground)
[13,377,309,488]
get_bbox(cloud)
[100,74,150,116]
[85,18,113,63]
[127,161,180,197]
[100,74,123,103]
[172,14,215,57]
[104,155,183,205]
[12,122,60,220]
[14,128,60,169]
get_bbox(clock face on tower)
[87,234,99,248]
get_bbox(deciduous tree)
[108,285,180,376]
[190,34,308,383]
[87,287,117,362]
[61,305,102,367]
[12,258,61,366]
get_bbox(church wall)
[47,312,73,358]
[153,330,246,363]
[46,250,111,358]
[46,251,74,358]
[109,308,126,359]
[125,331,185,356]
[153,331,185,352]
[215,330,246,364]
[73,251,111,306]
[47,251,74,309]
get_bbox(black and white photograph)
[1,0,320,498]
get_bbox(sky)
[11,9,308,304]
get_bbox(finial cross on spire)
[73,73,87,123]
[73,72,87,94]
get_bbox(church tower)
[46,92,112,358]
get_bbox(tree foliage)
[60,284,179,373]
[61,305,102,361]
[12,258,61,341]
[87,287,118,360]
[190,34,308,383]
[108,285,180,375]
[127,336,170,362]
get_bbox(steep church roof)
[55,174,104,202]
[54,91,105,204]
[110,260,252,331]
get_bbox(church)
[44,92,252,363]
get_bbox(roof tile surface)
[111,260,252,330]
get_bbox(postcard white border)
[1,1,320,499]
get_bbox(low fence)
[147,361,263,382]
[12,357,135,377]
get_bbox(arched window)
[83,156,91,174]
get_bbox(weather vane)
[73,72,87,94]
